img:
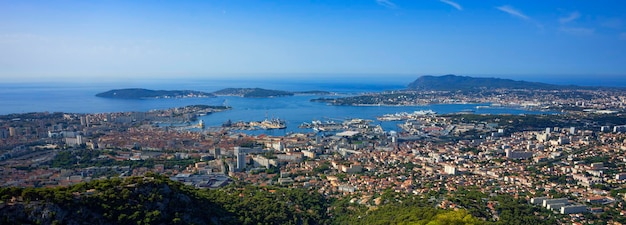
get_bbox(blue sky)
[1,0,625,83]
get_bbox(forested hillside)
[0,174,553,225]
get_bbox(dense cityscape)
[3,0,626,224]
[2,79,626,224]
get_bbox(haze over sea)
[1,75,621,134]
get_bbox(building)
[586,196,607,205]
[505,149,533,159]
[9,127,16,137]
[302,150,316,159]
[234,147,247,171]
[340,164,363,174]
[65,135,83,146]
[444,164,457,175]
[0,128,8,139]
[614,125,626,133]
[276,153,303,162]
[600,126,611,132]
[252,155,277,169]
[590,162,603,169]
[531,197,549,205]
[536,133,549,142]
[338,185,356,193]
[547,203,566,211]
[560,205,587,214]
[270,141,284,151]
[543,198,569,208]
[558,136,570,145]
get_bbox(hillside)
[0,175,554,225]
[407,74,562,91]
[0,174,329,225]
[95,88,214,99]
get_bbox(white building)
[444,164,457,175]
[234,147,247,171]
[65,135,83,146]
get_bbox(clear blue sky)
[1,0,625,83]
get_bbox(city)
[1,84,626,224]
[2,0,626,224]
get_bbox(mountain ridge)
[407,74,581,91]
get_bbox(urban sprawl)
[2,88,626,224]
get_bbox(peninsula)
[311,74,626,112]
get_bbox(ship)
[260,118,287,130]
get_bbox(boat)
[260,118,286,129]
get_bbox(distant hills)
[407,74,568,91]
[97,88,331,99]
[95,88,214,99]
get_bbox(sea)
[0,77,558,135]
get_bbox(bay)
[0,78,554,135]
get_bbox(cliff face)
[407,75,559,91]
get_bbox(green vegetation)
[0,174,226,225]
[0,175,556,225]
[333,196,483,225]
[0,174,329,225]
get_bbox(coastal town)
[2,85,626,224]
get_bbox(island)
[213,88,294,97]
[213,88,332,98]
[97,87,333,99]
[95,88,215,99]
